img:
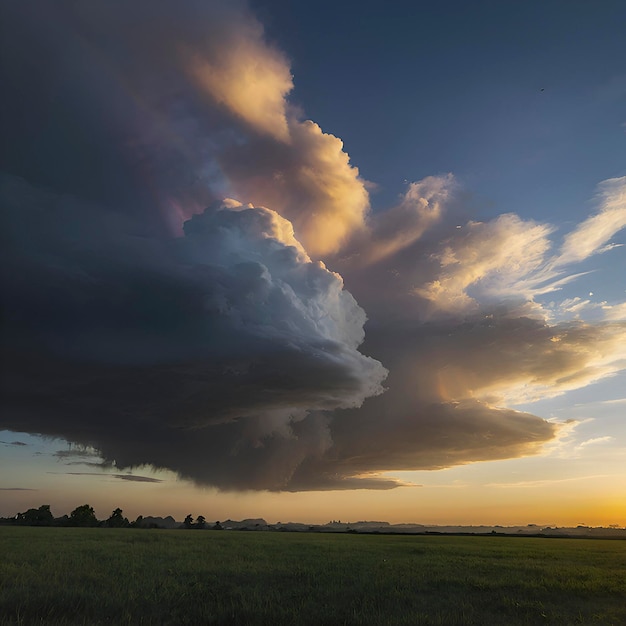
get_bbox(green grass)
[1,528,625,625]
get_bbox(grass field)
[1,528,625,625]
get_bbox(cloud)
[556,177,626,265]
[0,0,369,255]
[414,213,555,315]
[54,448,103,461]
[290,401,558,490]
[282,313,625,487]
[218,119,370,256]
[485,474,616,488]
[302,174,626,487]
[0,488,38,492]
[576,436,614,449]
[339,174,454,268]
[412,317,626,406]
[558,297,595,318]
[65,461,110,469]
[1,174,386,489]
[602,301,626,321]
[115,475,164,483]
[2,2,626,492]
[597,398,626,405]
[47,472,164,483]
[2,177,386,419]
[184,18,293,141]
[341,175,626,323]
[1,172,571,491]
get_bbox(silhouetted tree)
[105,508,129,528]
[183,514,194,529]
[212,521,223,531]
[69,504,99,527]
[196,515,206,529]
[130,515,144,528]
[16,505,54,526]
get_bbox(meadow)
[1,527,624,625]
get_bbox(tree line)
[0,505,221,529]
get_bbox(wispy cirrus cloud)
[556,177,626,266]
[485,474,617,488]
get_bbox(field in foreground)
[1,528,625,625]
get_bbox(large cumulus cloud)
[1,174,385,429]
[2,0,625,491]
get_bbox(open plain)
[1,527,625,625]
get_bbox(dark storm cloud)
[1,174,386,489]
[0,0,248,234]
[1,173,385,415]
[4,172,616,491]
[3,1,623,493]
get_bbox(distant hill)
[221,518,268,529]
[140,516,179,529]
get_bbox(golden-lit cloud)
[409,318,626,406]
[603,301,626,320]
[557,176,626,265]
[352,175,626,324]
[414,213,554,314]
[218,118,370,256]
[180,4,372,256]
[340,175,453,267]
[6,0,370,257]
[185,18,293,141]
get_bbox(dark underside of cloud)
[2,0,624,491]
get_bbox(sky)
[1,0,625,527]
